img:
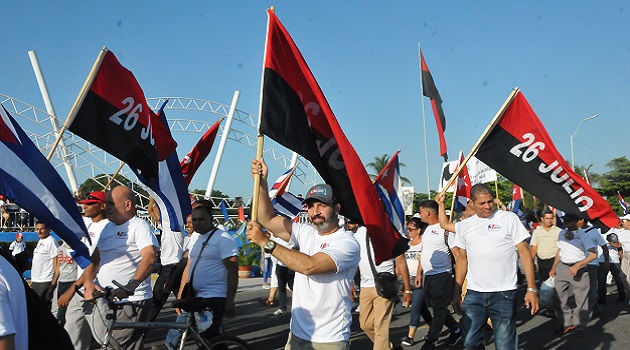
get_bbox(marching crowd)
[1,159,629,350]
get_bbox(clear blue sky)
[1,1,628,198]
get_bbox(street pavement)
[144,276,630,350]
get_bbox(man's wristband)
[404,290,413,294]
[526,287,539,294]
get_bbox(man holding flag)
[248,158,360,349]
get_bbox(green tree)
[366,154,410,185]
[594,156,630,214]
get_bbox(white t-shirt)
[0,255,27,349]
[188,227,238,299]
[405,240,423,279]
[288,222,360,343]
[615,228,630,252]
[78,217,109,277]
[159,228,184,266]
[57,242,78,283]
[272,234,294,267]
[8,241,25,256]
[454,210,529,292]
[31,235,59,282]
[557,228,596,264]
[421,223,454,276]
[354,226,395,287]
[96,216,158,301]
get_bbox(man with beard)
[248,158,360,350]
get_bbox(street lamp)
[570,114,598,170]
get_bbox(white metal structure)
[0,93,321,212]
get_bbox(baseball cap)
[77,191,106,204]
[15,233,23,238]
[620,214,630,221]
[302,184,335,205]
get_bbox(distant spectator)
[30,222,59,310]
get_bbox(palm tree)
[366,154,411,185]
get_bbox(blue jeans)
[409,286,432,328]
[263,257,273,283]
[461,290,517,350]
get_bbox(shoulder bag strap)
[365,231,379,276]
[189,227,218,287]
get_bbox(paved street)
[144,276,630,350]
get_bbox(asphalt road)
[143,276,630,350]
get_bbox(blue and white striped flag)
[373,151,406,236]
[0,106,91,267]
[272,191,303,220]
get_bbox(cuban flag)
[508,184,524,216]
[0,106,91,267]
[618,192,628,215]
[268,166,296,198]
[454,150,472,213]
[131,102,192,235]
[269,166,303,220]
[373,151,406,235]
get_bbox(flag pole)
[440,87,520,195]
[418,43,432,199]
[47,46,108,160]
[205,91,239,198]
[449,191,456,222]
[103,162,125,190]
[252,7,274,222]
[494,179,499,199]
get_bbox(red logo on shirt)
[320,242,328,250]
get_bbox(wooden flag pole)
[47,46,108,160]
[251,136,264,222]
[439,87,520,196]
[494,180,499,199]
[449,190,457,222]
[102,162,125,190]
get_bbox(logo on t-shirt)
[320,242,329,250]
[487,223,502,231]
[430,229,440,236]
[116,231,128,239]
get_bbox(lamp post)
[570,114,598,170]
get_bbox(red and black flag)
[259,10,407,264]
[420,50,448,161]
[475,91,619,230]
[180,118,222,186]
[68,49,177,180]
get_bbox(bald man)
[83,186,159,350]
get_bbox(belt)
[561,261,578,267]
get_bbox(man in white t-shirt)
[57,190,108,349]
[452,184,538,350]
[618,215,630,298]
[416,200,461,350]
[599,223,628,303]
[83,186,159,350]
[173,200,238,343]
[549,213,597,337]
[576,217,609,319]
[348,219,412,350]
[0,254,28,349]
[8,233,27,274]
[249,158,360,349]
[30,221,59,310]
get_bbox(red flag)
[475,91,619,230]
[420,50,448,161]
[238,205,246,222]
[180,118,222,186]
[512,184,523,202]
[69,50,177,180]
[259,10,406,264]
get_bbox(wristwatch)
[264,240,277,254]
[527,287,539,293]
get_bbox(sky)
[1,1,628,200]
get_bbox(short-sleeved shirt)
[354,226,395,287]
[421,223,453,276]
[188,227,238,298]
[96,216,159,301]
[0,255,27,349]
[159,228,184,266]
[57,242,78,283]
[405,240,423,279]
[557,228,596,264]
[582,226,606,265]
[79,217,109,277]
[529,225,561,260]
[288,222,360,343]
[454,210,529,292]
[616,228,630,251]
[31,235,59,283]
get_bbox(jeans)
[277,265,295,311]
[461,290,517,350]
[424,272,458,342]
[263,257,273,283]
[409,286,432,328]
[598,262,627,301]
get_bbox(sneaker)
[448,328,462,346]
[420,341,436,350]
[562,325,576,335]
[273,308,286,316]
[401,336,415,346]
[262,283,270,289]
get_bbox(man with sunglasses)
[549,213,597,338]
